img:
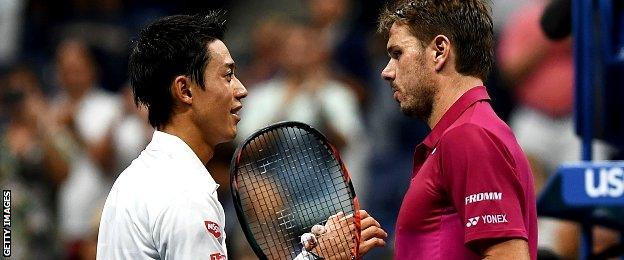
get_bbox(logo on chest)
[204,221,222,238]
[210,253,226,260]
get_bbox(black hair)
[129,11,226,129]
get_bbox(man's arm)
[477,238,530,260]
[439,124,535,259]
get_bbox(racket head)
[230,121,361,260]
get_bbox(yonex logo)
[466,214,508,228]
[465,192,502,205]
[466,217,479,227]
[482,214,508,224]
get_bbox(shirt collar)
[422,86,490,149]
[146,130,220,194]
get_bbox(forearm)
[41,140,69,186]
[88,134,115,175]
[480,238,530,260]
[36,117,75,185]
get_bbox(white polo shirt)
[97,131,227,260]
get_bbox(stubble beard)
[400,63,437,122]
[401,83,436,121]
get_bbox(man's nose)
[381,61,395,81]
[235,78,248,99]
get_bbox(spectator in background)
[111,84,153,174]
[308,0,348,51]
[63,84,152,260]
[50,39,122,257]
[237,15,285,87]
[53,0,130,94]
[308,0,370,104]
[0,65,68,259]
[497,1,616,258]
[237,22,369,197]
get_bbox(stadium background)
[0,0,621,259]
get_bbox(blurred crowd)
[0,0,621,259]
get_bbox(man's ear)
[431,35,451,72]
[172,75,193,105]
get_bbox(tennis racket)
[231,121,361,260]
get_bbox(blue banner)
[560,161,624,206]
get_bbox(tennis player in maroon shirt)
[378,1,538,259]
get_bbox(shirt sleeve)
[438,124,529,246]
[155,194,227,260]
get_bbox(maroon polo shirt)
[394,86,537,260]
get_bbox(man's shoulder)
[444,102,515,147]
[438,120,526,174]
[116,151,173,184]
[105,157,216,207]
[122,151,217,196]
[438,122,514,157]
[441,123,492,143]
[108,153,186,205]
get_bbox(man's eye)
[393,51,402,59]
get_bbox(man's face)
[56,41,97,96]
[191,40,247,145]
[381,23,437,120]
[280,26,313,75]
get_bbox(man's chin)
[400,106,417,117]
[217,129,237,145]
[401,105,429,121]
[228,128,237,140]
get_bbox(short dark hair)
[378,0,494,80]
[129,11,226,129]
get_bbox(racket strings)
[249,132,293,257]
[235,126,357,259]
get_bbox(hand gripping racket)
[231,121,361,260]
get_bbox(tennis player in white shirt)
[97,11,387,260]
[96,12,245,259]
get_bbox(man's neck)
[67,84,92,102]
[285,72,306,86]
[160,119,214,165]
[427,76,484,128]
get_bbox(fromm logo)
[465,192,502,205]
